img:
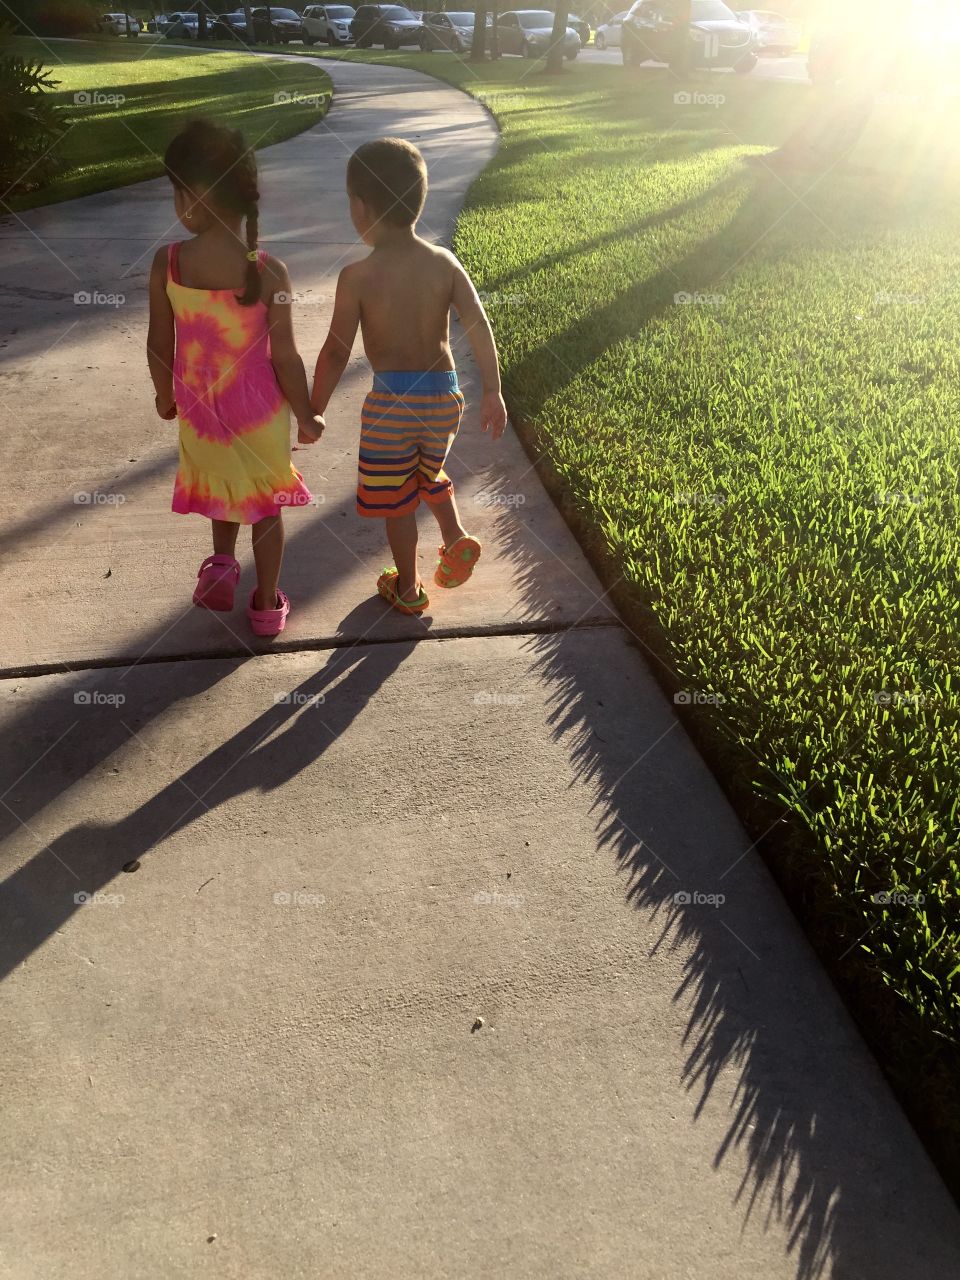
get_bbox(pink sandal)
[246,588,290,636]
[193,555,240,611]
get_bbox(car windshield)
[447,10,475,23]
[518,10,554,27]
[383,6,415,16]
[269,8,301,17]
[690,1,736,20]
[326,5,355,14]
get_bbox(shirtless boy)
[303,137,507,614]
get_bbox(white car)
[96,12,141,34]
[738,9,800,54]
[159,10,200,36]
[593,10,626,49]
[302,3,356,44]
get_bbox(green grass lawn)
[8,38,332,208]
[312,48,960,1179]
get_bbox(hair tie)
[246,250,259,263]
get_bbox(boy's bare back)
[337,235,474,374]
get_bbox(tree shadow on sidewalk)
[0,607,416,984]
[483,475,960,1280]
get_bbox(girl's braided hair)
[164,118,261,306]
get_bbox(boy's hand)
[155,392,177,421]
[480,391,507,441]
[298,413,325,444]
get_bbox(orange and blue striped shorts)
[357,370,464,518]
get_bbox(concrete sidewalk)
[2,55,959,1280]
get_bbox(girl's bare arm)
[310,265,362,427]
[264,258,325,441]
[147,248,176,419]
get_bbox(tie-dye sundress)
[166,242,311,523]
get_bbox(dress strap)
[167,241,182,285]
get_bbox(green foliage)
[0,24,67,195]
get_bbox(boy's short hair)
[346,138,428,228]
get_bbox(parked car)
[96,12,141,34]
[496,10,580,58]
[210,10,248,38]
[302,3,356,44]
[737,9,799,55]
[250,6,304,40]
[568,12,590,44]
[622,0,758,73]
[419,9,479,51]
[594,10,626,48]
[352,4,422,48]
[161,10,199,37]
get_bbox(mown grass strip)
[10,38,331,208]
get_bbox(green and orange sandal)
[377,568,430,616]
[434,535,482,588]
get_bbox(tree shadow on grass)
[474,468,960,1280]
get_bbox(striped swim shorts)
[357,369,464,518]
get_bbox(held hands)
[480,390,508,441]
[155,392,177,421]
[297,413,326,445]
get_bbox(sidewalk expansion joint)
[0,616,622,681]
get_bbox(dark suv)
[352,3,422,47]
[622,0,757,73]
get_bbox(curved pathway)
[1,54,959,1280]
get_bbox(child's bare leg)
[251,514,284,611]
[427,493,469,550]
[385,511,422,602]
[212,519,239,558]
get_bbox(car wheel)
[595,32,605,49]
[357,35,371,47]
[734,52,757,75]
[522,39,534,57]
[565,48,577,59]
[419,33,430,50]
[385,34,399,49]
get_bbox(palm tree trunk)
[471,2,487,59]
[545,5,567,73]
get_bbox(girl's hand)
[155,392,177,421]
[298,414,325,444]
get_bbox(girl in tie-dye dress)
[147,119,325,636]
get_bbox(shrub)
[21,1,96,37]
[0,25,67,194]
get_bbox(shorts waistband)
[372,370,460,395]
